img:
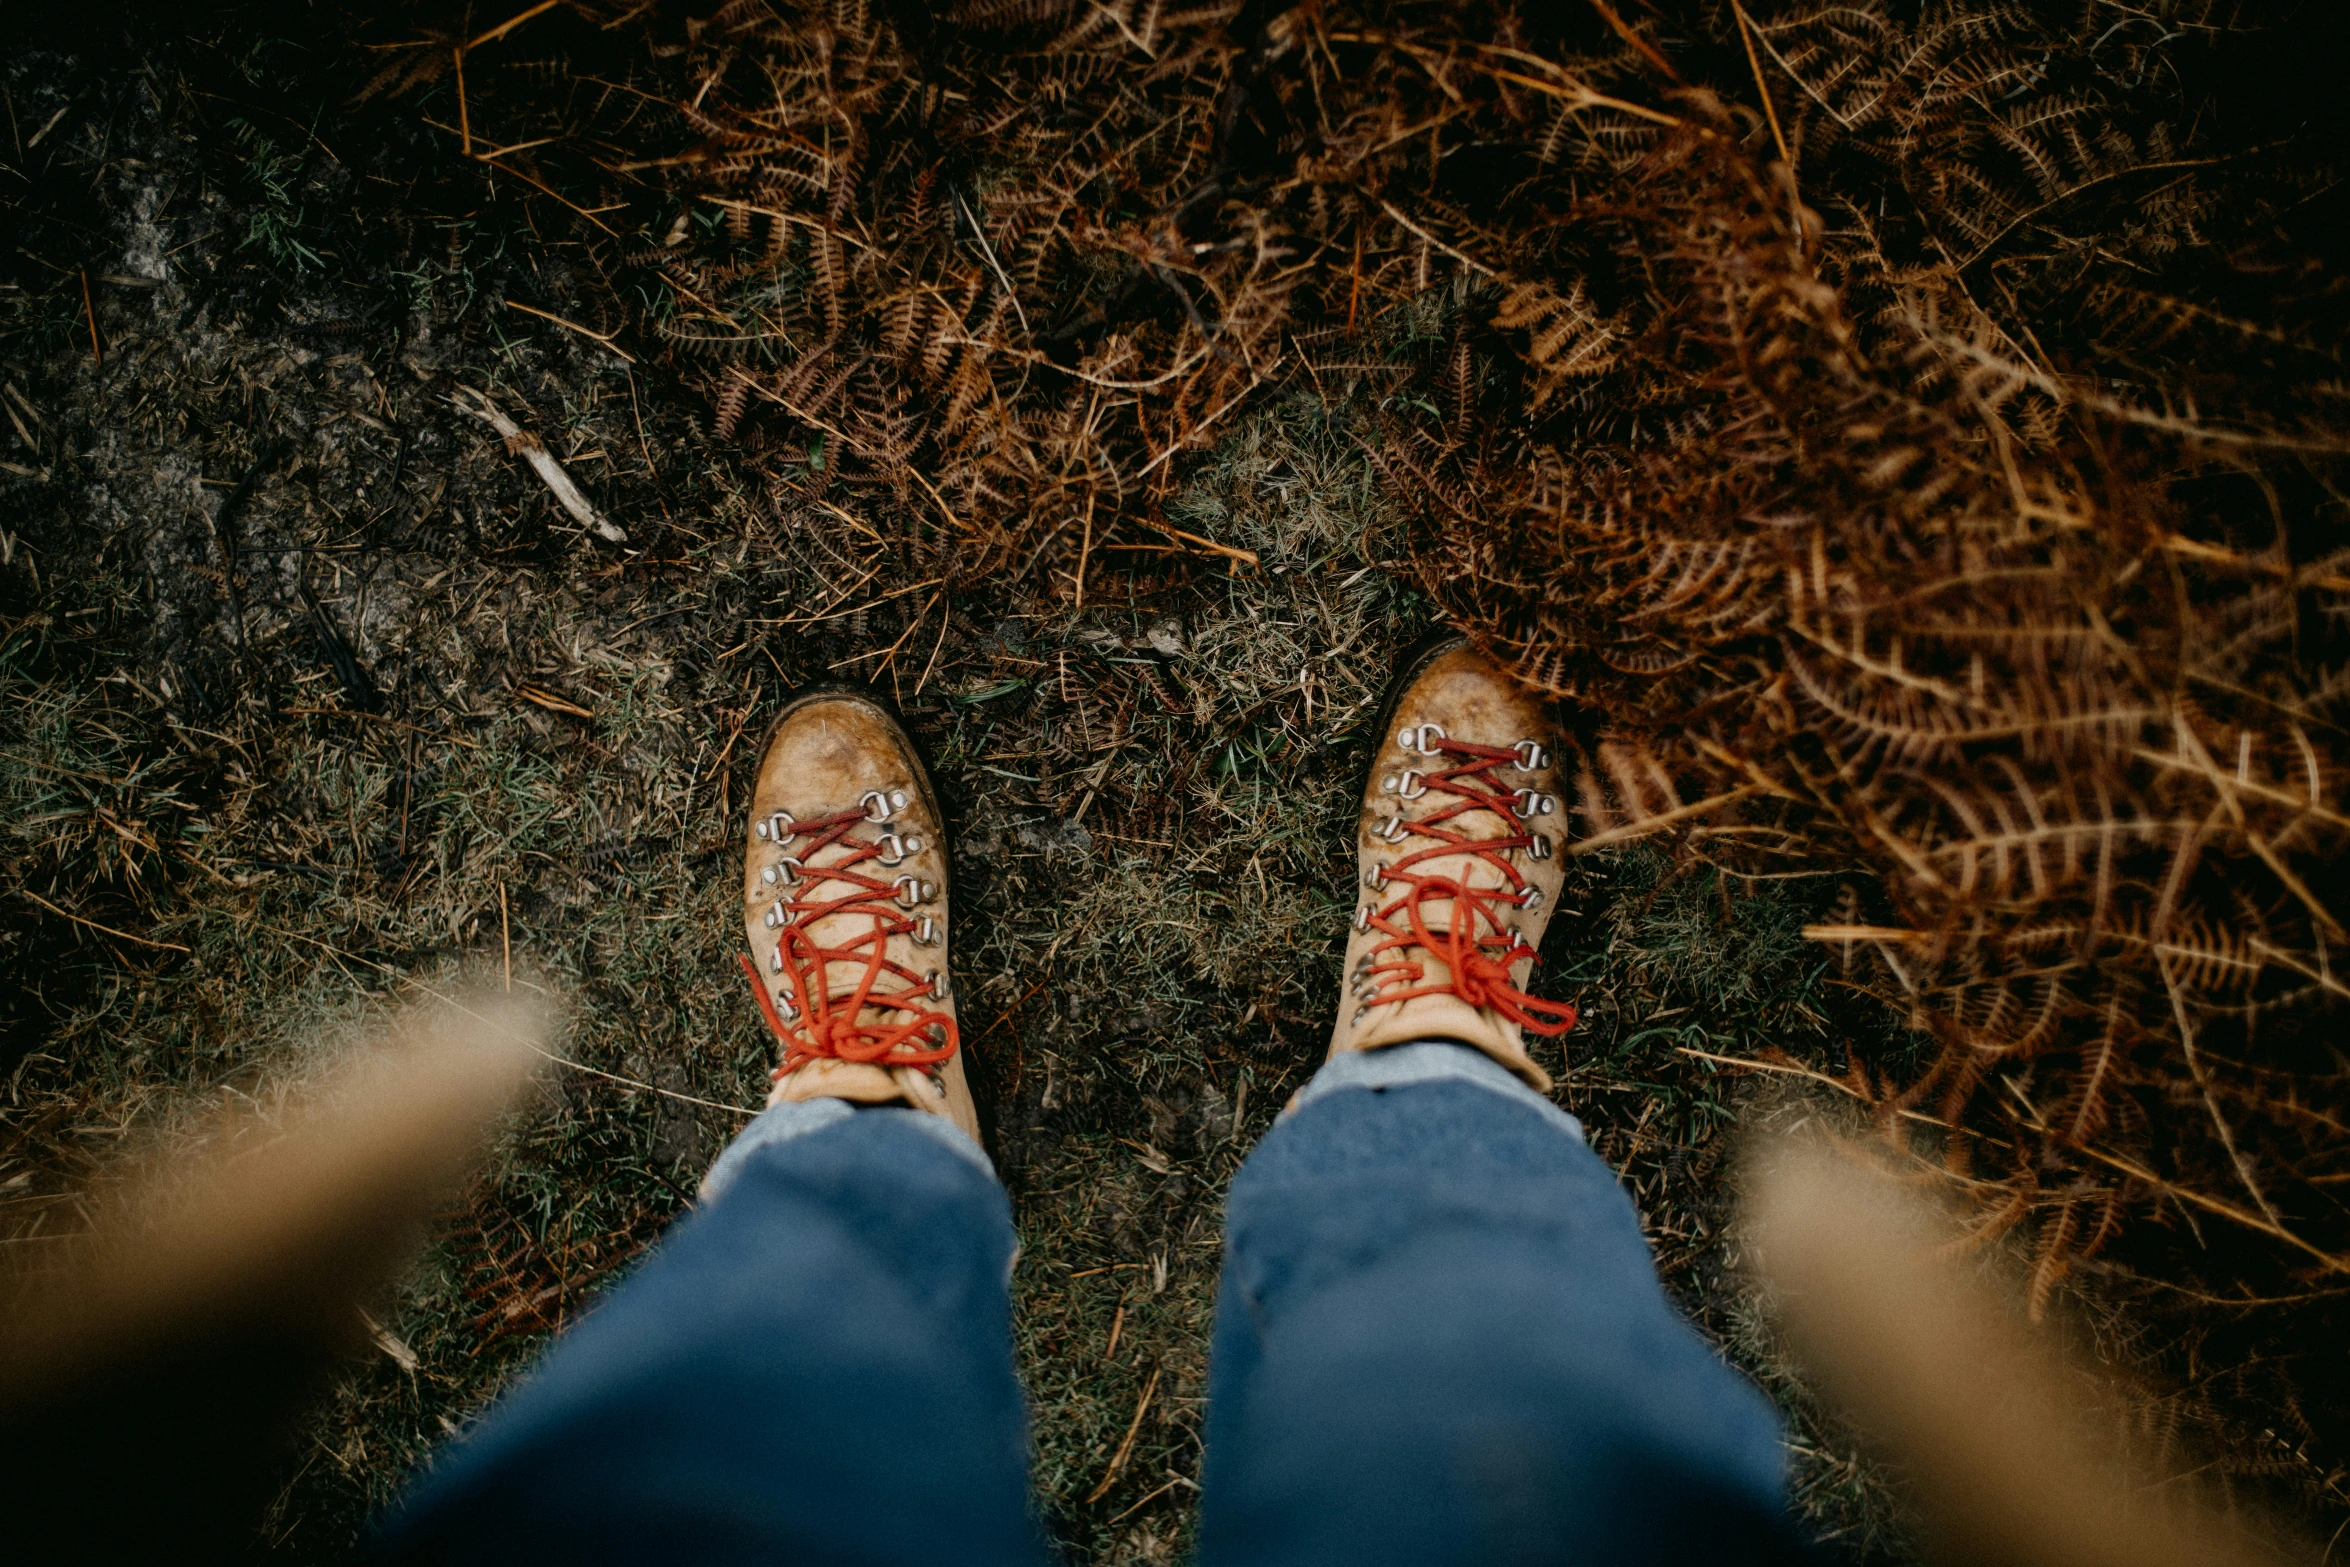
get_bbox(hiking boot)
[738,686,979,1144]
[1330,638,1577,1089]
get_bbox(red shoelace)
[1358,736,1578,1036]
[737,804,957,1083]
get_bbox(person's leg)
[380,686,1045,1565]
[374,1100,1046,1566]
[1197,1043,1796,1567]
[1199,641,1800,1566]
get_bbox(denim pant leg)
[373,1103,1049,1567]
[1197,1044,1801,1567]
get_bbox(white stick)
[454,387,628,544]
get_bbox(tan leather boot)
[737,686,980,1145]
[1329,638,1578,1089]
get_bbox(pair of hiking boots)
[736,640,1577,1142]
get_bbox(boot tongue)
[1385,796,1522,946]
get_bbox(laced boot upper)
[738,690,978,1142]
[1330,642,1577,1089]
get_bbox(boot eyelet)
[775,855,804,885]
[1526,832,1553,861]
[1397,722,1446,756]
[927,968,950,1000]
[1509,788,1557,819]
[1517,886,1544,910]
[876,832,910,866]
[1363,862,1388,890]
[1352,1005,1371,1024]
[1512,739,1549,772]
[913,915,940,946]
[894,875,935,908]
[861,790,894,823]
[769,948,785,973]
[1354,903,1372,930]
[1372,814,1408,843]
[1395,769,1427,800]
[774,991,799,1021]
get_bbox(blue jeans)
[375,1045,1799,1565]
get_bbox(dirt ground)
[0,9,1929,1561]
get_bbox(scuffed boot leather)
[1328,639,1577,1089]
[738,687,980,1144]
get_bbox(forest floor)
[0,9,1924,1561]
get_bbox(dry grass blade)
[0,985,552,1406]
[1746,1124,2300,1567]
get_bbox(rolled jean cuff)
[701,1098,993,1201]
[1289,1040,1585,1142]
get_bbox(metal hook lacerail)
[1397,722,1447,756]
[1395,769,1428,800]
[753,809,797,842]
[894,874,936,908]
[912,915,940,946]
[1510,787,1558,819]
[861,789,896,824]
[1513,739,1549,772]
[876,832,915,866]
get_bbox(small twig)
[1586,0,1680,80]
[25,101,70,149]
[78,271,101,366]
[468,0,561,50]
[913,591,955,696]
[1730,1,1792,171]
[516,682,595,719]
[503,298,635,362]
[452,387,627,543]
[1107,1473,1185,1526]
[2073,1143,2350,1277]
[1474,65,1685,128]
[17,888,189,953]
[499,882,513,993]
[1374,200,1500,281]
[1085,1365,1162,1503]
[952,187,1032,336]
[452,47,471,158]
